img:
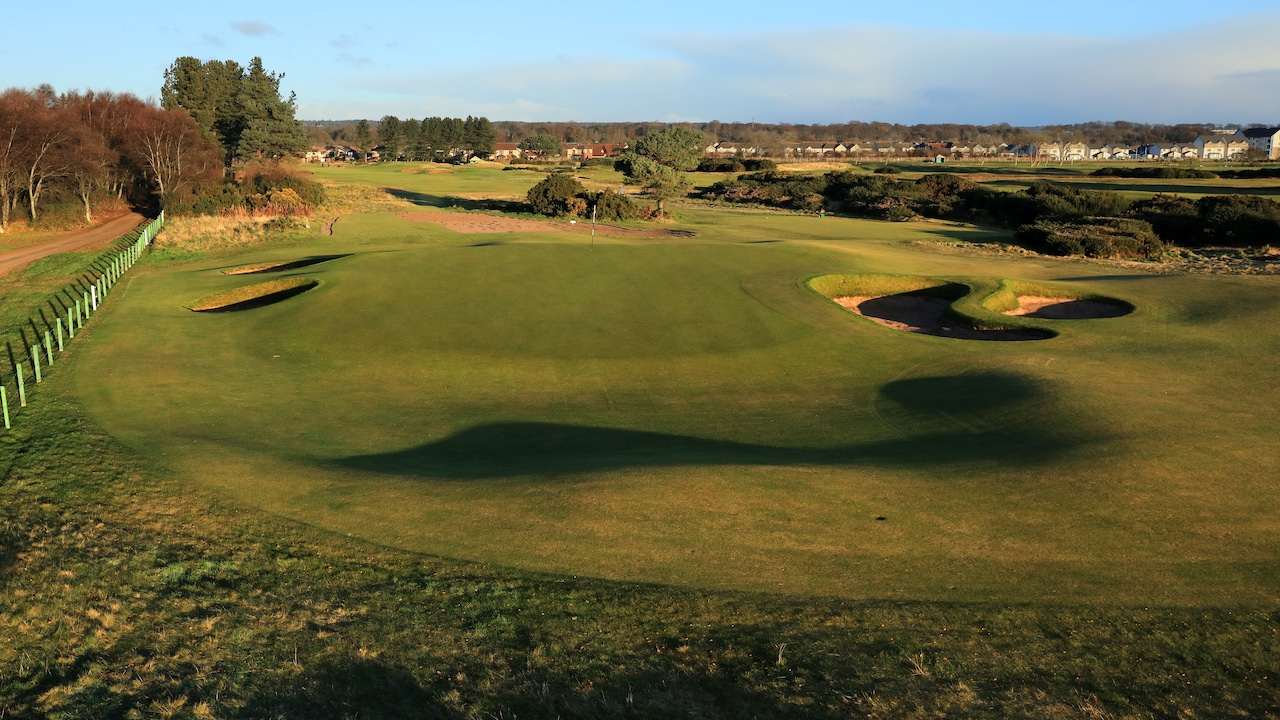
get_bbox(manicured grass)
[69,167,1280,609]
[4,165,1279,716]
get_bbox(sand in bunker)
[1003,296,1128,319]
[836,295,1049,341]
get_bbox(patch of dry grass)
[155,215,311,253]
[315,180,419,215]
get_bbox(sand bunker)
[190,278,318,313]
[222,255,348,275]
[1003,296,1131,319]
[836,294,1053,341]
[397,211,694,238]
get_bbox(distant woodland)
[306,119,1261,152]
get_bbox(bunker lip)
[837,294,1053,341]
[1002,295,1133,319]
[222,254,349,275]
[396,211,695,238]
[189,279,318,313]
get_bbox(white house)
[1237,127,1280,159]
[1194,135,1249,160]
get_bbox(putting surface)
[75,197,1280,605]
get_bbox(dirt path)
[0,212,145,278]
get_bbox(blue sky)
[5,1,1280,125]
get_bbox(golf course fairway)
[73,187,1280,607]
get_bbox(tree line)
[301,119,1260,155]
[305,116,496,162]
[0,85,222,233]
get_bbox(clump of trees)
[694,158,777,172]
[0,86,224,232]
[161,57,309,166]
[526,172,644,221]
[374,115,495,162]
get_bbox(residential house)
[1194,135,1249,160]
[1237,127,1280,159]
[491,142,523,159]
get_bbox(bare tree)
[127,106,222,199]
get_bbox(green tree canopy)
[615,126,704,215]
[161,56,308,165]
[518,134,563,156]
[379,116,402,161]
[632,126,705,171]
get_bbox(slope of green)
[70,171,1280,607]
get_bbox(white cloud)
[297,12,1280,123]
[232,21,279,37]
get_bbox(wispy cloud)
[331,33,358,49]
[337,53,373,68]
[297,11,1280,123]
[232,21,279,37]
[202,33,225,47]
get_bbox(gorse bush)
[163,168,325,217]
[696,158,746,173]
[527,173,644,221]
[1092,167,1218,179]
[702,166,1280,255]
[1016,218,1164,259]
[526,172,586,216]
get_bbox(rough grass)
[2,375,1277,719]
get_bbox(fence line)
[0,211,165,431]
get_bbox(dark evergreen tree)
[379,116,402,161]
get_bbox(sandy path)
[0,212,144,278]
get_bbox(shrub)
[873,165,902,174]
[1092,167,1218,179]
[742,158,777,171]
[527,172,587,216]
[696,158,746,172]
[585,191,641,222]
[1128,194,1200,246]
[1195,194,1280,247]
[1016,218,1163,259]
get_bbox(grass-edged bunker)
[189,277,319,312]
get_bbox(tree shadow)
[329,372,1092,479]
[240,656,455,719]
[386,187,531,214]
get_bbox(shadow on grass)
[331,372,1091,479]
[387,187,531,214]
[223,254,351,275]
[241,656,454,719]
[191,282,318,313]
